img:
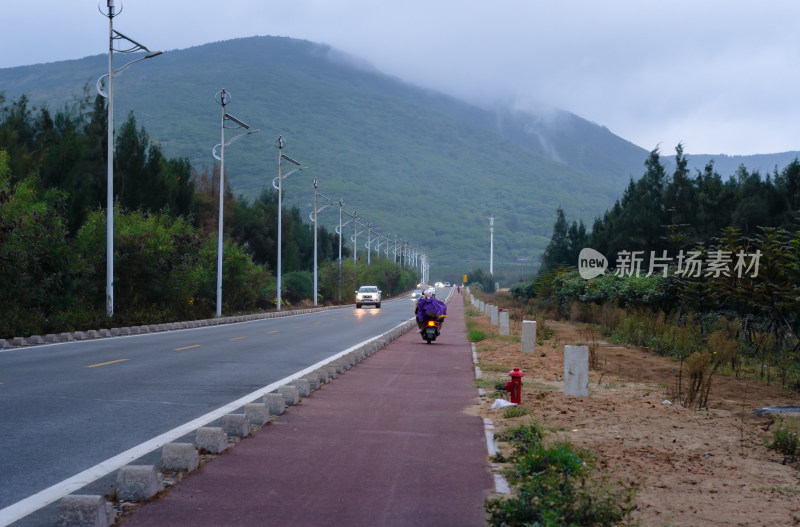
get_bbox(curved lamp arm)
[212,129,261,160]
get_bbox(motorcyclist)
[415,287,447,332]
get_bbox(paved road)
[0,297,413,519]
[122,292,493,526]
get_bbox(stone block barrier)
[57,494,115,527]
[195,427,228,454]
[116,465,162,501]
[245,403,270,426]
[222,414,250,438]
[304,374,320,391]
[277,385,300,406]
[264,393,286,415]
[290,378,311,398]
[161,443,200,473]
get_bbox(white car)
[434,281,444,288]
[444,281,451,287]
[355,285,382,308]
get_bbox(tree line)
[0,92,417,339]
[541,144,800,270]
[521,144,799,390]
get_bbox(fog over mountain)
[1,35,797,279]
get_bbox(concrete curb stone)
[116,465,162,501]
[195,427,228,454]
[244,403,270,426]
[264,393,286,415]
[57,494,115,527]
[222,414,250,438]
[161,443,200,473]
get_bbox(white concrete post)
[521,320,537,353]
[499,311,509,335]
[564,345,589,397]
[490,305,499,325]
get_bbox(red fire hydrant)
[505,367,525,404]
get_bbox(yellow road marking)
[174,344,200,351]
[266,330,279,334]
[85,359,129,368]
[229,336,247,341]
[293,326,302,329]
[314,321,321,325]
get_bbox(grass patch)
[503,405,531,418]
[486,423,639,526]
[473,377,503,389]
[525,381,559,391]
[481,363,511,372]
[469,329,488,342]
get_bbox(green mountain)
[0,36,657,281]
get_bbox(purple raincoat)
[416,296,447,323]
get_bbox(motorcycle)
[420,315,444,344]
[415,290,447,344]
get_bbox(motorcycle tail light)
[427,320,436,327]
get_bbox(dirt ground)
[471,303,800,526]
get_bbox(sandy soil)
[471,303,800,526]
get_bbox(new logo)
[578,248,607,279]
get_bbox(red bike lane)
[121,295,494,527]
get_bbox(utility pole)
[489,214,495,275]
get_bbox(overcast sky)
[1,1,799,156]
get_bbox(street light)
[335,200,352,302]
[489,214,496,275]
[97,0,161,317]
[212,89,260,318]
[351,214,364,265]
[365,221,373,266]
[309,179,333,306]
[273,136,305,311]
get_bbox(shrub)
[282,271,312,303]
[503,406,531,418]
[486,424,639,526]
[767,418,799,464]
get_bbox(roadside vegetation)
[486,422,639,526]
[506,145,800,399]
[0,94,417,339]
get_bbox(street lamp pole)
[366,221,372,266]
[489,214,495,276]
[274,136,302,311]
[98,0,161,317]
[212,90,259,318]
[352,211,358,264]
[336,206,356,302]
[338,198,343,302]
[313,178,318,306]
[309,181,332,307]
